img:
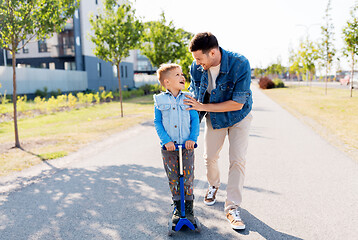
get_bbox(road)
[0,85,357,240]
[283,80,358,90]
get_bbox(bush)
[259,76,275,89]
[139,84,152,95]
[35,87,48,98]
[273,78,285,88]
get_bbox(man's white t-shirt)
[207,64,221,93]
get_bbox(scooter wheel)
[194,217,201,233]
[168,218,174,236]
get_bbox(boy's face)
[164,67,186,91]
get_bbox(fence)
[134,74,158,87]
[0,66,88,95]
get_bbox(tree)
[298,39,319,88]
[175,28,194,82]
[141,12,193,70]
[253,68,265,79]
[288,48,302,81]
[319,0,336,95]
[342,2,358,97]
[89,0,143,117]
[0,0,79,148]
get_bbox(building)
[125,50,156,74]
[0,0,135,92]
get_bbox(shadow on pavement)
[0,164,237,240]
[240,208,304,240]
[0,163,301,240]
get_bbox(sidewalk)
[0,85,357,240]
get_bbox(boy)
[153,63,200,225]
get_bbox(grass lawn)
[261,85,358,161]
[0,95,154,176]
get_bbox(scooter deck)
[174,218,195,231]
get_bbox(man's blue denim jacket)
[154,90,200,146]
[189,47,252,129]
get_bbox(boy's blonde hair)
[157,63,181,87]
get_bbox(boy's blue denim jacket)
[154,90,200,146]
[189,47,252,129]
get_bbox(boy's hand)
[185,140,195,150]
[164,142,175,151]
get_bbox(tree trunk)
[12,51,20,148]
[325,61,328,95]
[350,52,354,98]
[117,63,123,117]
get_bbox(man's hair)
[189,32,219,53]
[156,63,181,87]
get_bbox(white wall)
[80,0,130,57]
[134,74,158,87]
[0,66,88,94]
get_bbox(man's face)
[191,50,214,70]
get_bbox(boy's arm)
[154,107,172,146]
[187,109,200,143]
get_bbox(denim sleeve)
[188,109,200,143]
[154,107,172,146]
[189,62,199,100]
[232,59,252,104]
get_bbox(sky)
[130,0,357,71]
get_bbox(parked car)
[340,75,358,88]
[340,75,350,85]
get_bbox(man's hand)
[185,140,196,150]
[184,95,206,111]
[164,141,175,151]
[184,94,244,112]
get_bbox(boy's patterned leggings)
[161,148,195,201]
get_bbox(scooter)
[163,144,201,236]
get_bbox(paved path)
[1,85,357,240]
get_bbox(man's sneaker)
[226,208,245,230]
[204,186,218,205]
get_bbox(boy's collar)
[165,89,184,97]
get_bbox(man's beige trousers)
[204,113,253,212]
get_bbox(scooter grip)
[162,143,198,151]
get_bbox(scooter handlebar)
[162,143,197,151]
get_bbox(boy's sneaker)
[185,200,195,224]
[204,186,218,205]
[226,208,245,230]
[171,200,181,225]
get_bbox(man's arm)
[184,95,243,112]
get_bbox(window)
[65,61,76,70]
[125,65,128,78]
[97,62,102,77]
[95,0,98,5]
[38,39,48,52]
[113,65,117,77]
[121,65,123,78]
[17,63,31,68]
[49,62,55,70]
[22,40,29,53]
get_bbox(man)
[184,32,253,230]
